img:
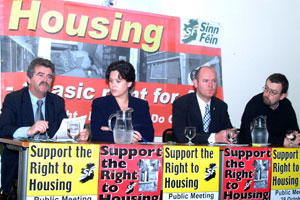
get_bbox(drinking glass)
[286,130,297,146]
[226,128,238,145]
[184,127,196,145]
[67,122,80,140]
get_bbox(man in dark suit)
[0,58,89,197]
[172,66,233,144]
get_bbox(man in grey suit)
[0,58,89,197]
[172,66,233,144]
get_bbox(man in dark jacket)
[0,58,89,197]
[172,66,233,144]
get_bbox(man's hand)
[26,120,49,137]
[77,128,89,141]
[293,132,300,145]
[215,130,229,143]
[284,131,300,146]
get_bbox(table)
[0,138,29,200]
[1,139,299,200]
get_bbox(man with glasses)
[238,73,299,145]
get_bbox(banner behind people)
[0,0,223,136]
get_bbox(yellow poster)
[26,143,100,197]
[272,148,300,190]
[163,145,219,193]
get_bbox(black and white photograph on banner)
[137,159,161,192]
[1,35,222,86]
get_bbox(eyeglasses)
[263,86,280,96]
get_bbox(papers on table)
[52,115,87,139]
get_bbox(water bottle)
[251,115,269,145]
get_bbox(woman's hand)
[132,131,142,143]
[101,126,110,131]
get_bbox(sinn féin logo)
[181,18,221,48]
[182,19,199,44]
[80,163,96,183]
[204,163,218,181]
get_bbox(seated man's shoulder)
[173,92,194,103]
[281,97,293,106]
[246,93,264,107]
[212,96,228,106]
[4,87,28,102]
[8,87,27,96]
[48,91,64,101]
[250,93,262,101]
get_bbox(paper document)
[52,115,87,139]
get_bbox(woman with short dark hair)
[91,60,154,143]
